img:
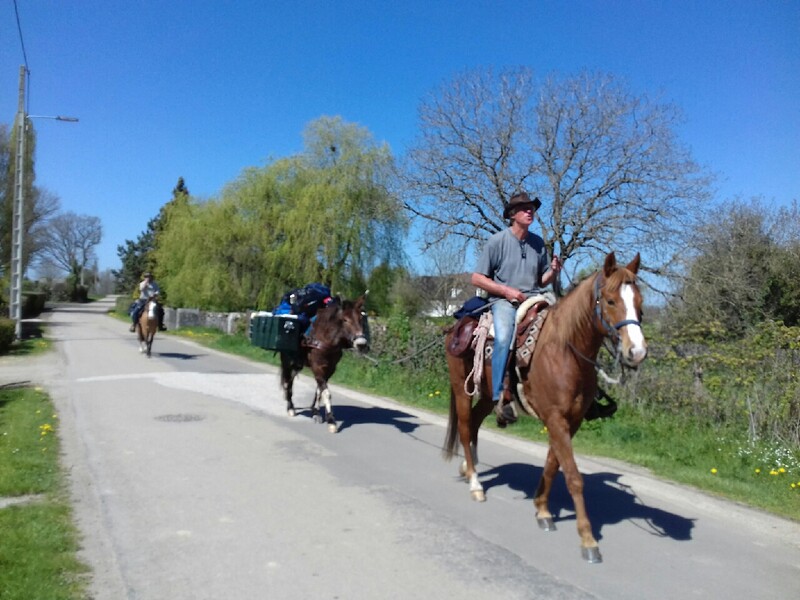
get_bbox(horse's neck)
[553,277,604,355]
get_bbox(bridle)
[568,272,643,375]
[593,274,642,343]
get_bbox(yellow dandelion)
[770,470,779,476]
[779,467,786,474]
[710,468,718,475]
[792,483,797,489]
[434,390,440,395]
[754,468,761,474]
[428,393,434,397]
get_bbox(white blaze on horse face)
[620,284,647,363]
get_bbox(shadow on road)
[156,352,203,360]
[289,403,421,434]
[479,461,696,542]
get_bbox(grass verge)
[0,385,89,600]
[173,326,800,522]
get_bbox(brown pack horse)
[443,252,648,563]
[136,296,159,358]
[280,297,369,433]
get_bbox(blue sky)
[2,0,798,274]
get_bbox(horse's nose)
[625,344,648,366]
[353,336,369,352]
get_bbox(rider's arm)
[471,272,525,303]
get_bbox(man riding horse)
[471,191,562,426]
[129,272,167,333]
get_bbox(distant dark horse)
[136,296,159,358]
[443,252,648,562]
[280,297,369,433]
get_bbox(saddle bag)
[447,316,478,358]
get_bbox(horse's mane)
[544,263,636,347]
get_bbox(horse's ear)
[603,252,617,276]
[626,253,641,275]
[355,296,366,312]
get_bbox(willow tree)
[401,68,713,297]
[154,117,406,311]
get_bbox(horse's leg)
[280,353,297,417]
[545,416,602,563]
[533,447,560,531]
[310,385,322,424]
[317,383,337,433]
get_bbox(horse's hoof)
[537,517,556,531]
[581,546,603,563]
[287,408,296,417]
[471,490,486,502]
[327,423,338,433]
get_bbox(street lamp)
[9,65,78,339]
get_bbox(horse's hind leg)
[279,353,298,417]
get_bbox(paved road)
[2,298,798,600]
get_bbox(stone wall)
[163,307,246,335]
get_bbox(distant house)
[416,272,475,317]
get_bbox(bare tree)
[401,68,713,296]
[38,212,102,284]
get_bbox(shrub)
[0,317,15,354]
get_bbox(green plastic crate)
[250,313,302,352]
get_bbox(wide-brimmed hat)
[503,192,542,219]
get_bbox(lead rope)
[464,313,491,396]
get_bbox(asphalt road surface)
[2,298,798,600]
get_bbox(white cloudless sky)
[2,0,798,274]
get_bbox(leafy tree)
[668,199,800,338]
[401,68,712,297]
[113,177,190,294]
[154,117,407,311]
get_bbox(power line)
[12,0,30,70]
[12,0,31,113]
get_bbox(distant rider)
[129,272,166,332]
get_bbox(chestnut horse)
[280,297,369,433]
[136,296,159,358]
[443,252,647,562]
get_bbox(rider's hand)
[551,255,563,272]
[504,286,525,304]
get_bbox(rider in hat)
[129,271,167,332]
[471,191,562,425]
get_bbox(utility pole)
[8,66,78,339]
[10,66,26,339]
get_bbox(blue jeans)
[490,299,517,403]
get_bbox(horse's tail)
[442,385,459,461]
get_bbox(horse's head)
[317,296,369,353]
[594,252,648,367]
[340,296,370,353]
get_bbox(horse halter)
[593,274,642,344]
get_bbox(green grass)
[173,326,800,522]
[3,336,53,359]
[0,386,90,599]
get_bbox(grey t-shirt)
[474,228,550,296]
